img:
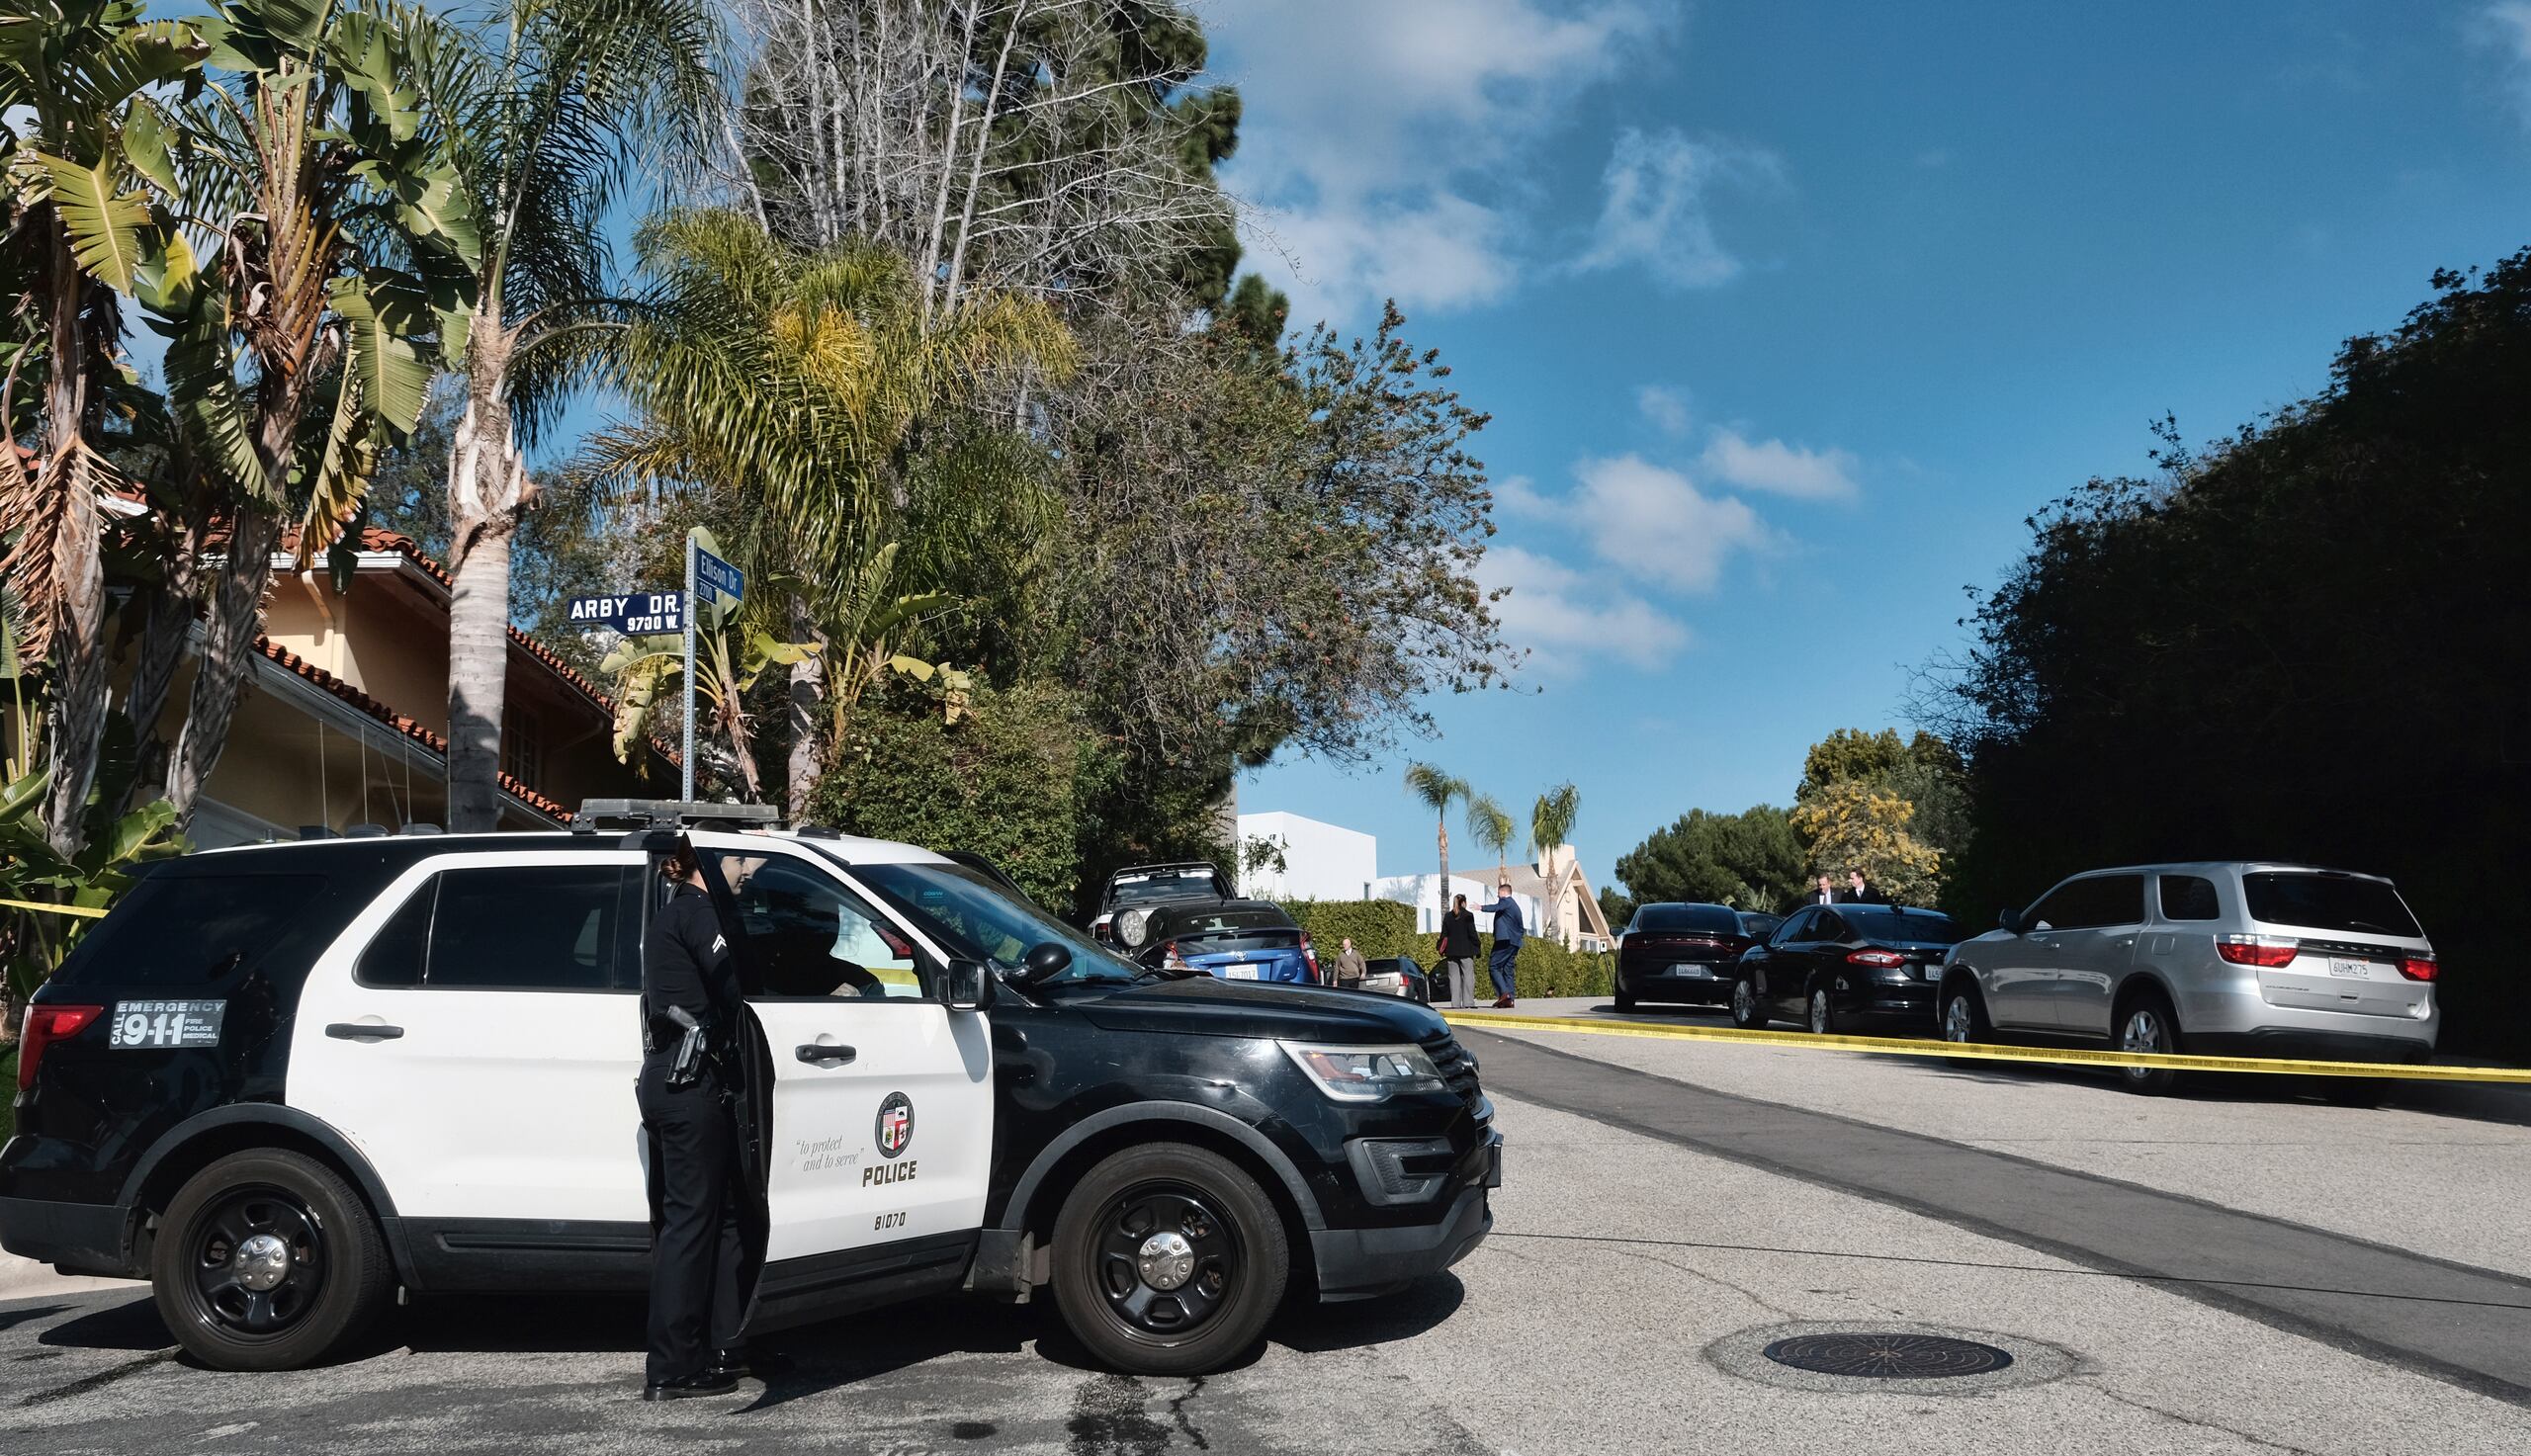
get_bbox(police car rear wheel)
[151,1150,393,1371]
[1051,1144,1287,1376]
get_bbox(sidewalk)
[0,1252,139,1303]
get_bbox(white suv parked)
[1939,862,2439,1093]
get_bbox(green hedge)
[1283,899,1613,998]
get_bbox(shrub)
[1283,899,1419,961]
[1481,937,1614,1000]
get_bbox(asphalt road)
[7,1011,2531,1454]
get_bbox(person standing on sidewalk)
[1439,895,1481,1009]
[1333,937,1368,989]
[1475,881,1526,1009]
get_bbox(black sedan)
[1729,904,1966,1034]
[1614,902,1775,1010]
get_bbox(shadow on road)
[1270,1273,1464,1353]
[37,1295,162,1352]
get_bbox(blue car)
[1135,899,1321,985]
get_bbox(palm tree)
[1403,761,1466,924]
[0,3,203,854]
[1465,793,1515,883]
[427,0,723,830]
[587,211,1072,810]
[1530,782,1579,943]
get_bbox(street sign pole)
[681,533,696,802]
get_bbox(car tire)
[1729,975,1766,1030]
[1613,976,1637,1012]
[1051,1143,1288,1377]
[2320,1076,2385,1108]
[2116,986,2184,1096]
[150,1149,393,1372]
[1807,984,1840,1036]
[1940,980,1992,1068]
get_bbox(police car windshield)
[852,861,1137,984]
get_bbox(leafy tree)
[1792,726,1970,898]
[1789,781,1942,905]
[1530,781,1578,939]
[427,0,725,831]
[1464,792,1514,882]
[1614,806,1805,911]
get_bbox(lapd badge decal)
[876,1091,915,1158]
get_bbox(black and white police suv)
[0,806,1499,1375]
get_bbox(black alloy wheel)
[1052,1144,1287,1376]
[152,1150,393,1370]
[1730,975,1766,1030]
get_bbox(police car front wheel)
[1051,1144,1288,1376]
[150,1149,394,1371]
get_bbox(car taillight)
[18,1004,104,1090]
[1846,949,1905,968]
[2216,935,2299,968]
[2399,953,2438,983]
[1162,942,1191,972]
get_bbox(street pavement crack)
[2080,1380,2326,1455]
[17,1347,179,1409]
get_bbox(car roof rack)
[570,799,783,834]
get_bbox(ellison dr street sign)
[694,546,744,604]
[567,592,685,635]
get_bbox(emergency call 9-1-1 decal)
[109,999,224,1049]
[866,1091,917,1188]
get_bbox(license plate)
[1224,964,1261,981]
[1921,963,1942,980]
[1670,963,1714,979]
[2327,958,2372,980]
[109,999,225,1049]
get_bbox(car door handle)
[795,1043,857,1066]
[325,1022,403,1042]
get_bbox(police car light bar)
[569,799,784,833]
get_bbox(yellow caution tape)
[0,897,108,918]
[1440,1009,2531,1084]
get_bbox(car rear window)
[53,872,327,986]
[2242,873,2422,938]
[1841,909,1964,944]
[1162,907,1294,937]
[1109,872,1222,904]
[1634,903,1742,933]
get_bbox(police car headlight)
[1117,908,1152,949]
[1278,1042,1447,1102]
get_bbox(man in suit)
[1804,874,1838,906]
[1846,869,1888,905]
[1474,881,1526,1009]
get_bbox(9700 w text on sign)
[566,593,686,635]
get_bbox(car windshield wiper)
[2344,920,2402,936]
[1133,965,1208,983]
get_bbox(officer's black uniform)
[638,879,750,1392]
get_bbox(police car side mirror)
[944,958,994,1011]
[1013,941,1073,987]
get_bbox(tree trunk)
[1437,818,1449,924]
[37,228,104,857]
[444,318,530,831]
[165,506,281,824]
[446,525,513,829]
[119,488,212,812]
[784,607,826,823]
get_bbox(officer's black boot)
[642,1369,741,1401]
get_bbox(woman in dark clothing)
[1438,895,1481,1010]
[636,846,751,1401]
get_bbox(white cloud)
[1210,1,1674,321]
[1571,454,1775,590]
[2482,4,2531,123]
[1478,545,1691,670]
[1573,128,1779,290]
[1699,428,1861,501]
[1493,473,1552,519]
[1635,385,1692,436]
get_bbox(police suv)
[0,807,1499,1375]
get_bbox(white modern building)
[1234,810,1378,901]
[1369,873,1542,940]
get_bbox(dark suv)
[0,820,1498,1375]
[1613,902,1774,1010]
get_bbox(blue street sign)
[694,546,744,604]
[566,591,685,635]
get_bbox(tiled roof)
[289,525,678,770]
[254,635,573,821]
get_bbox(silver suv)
[1940,862,2438,1094]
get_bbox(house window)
[502,706,544,792]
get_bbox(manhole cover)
[1705,1321,2078,1396]
[1763,1331,2014,1379]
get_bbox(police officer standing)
[638,845,753,1401]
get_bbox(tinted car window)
[709,850,930,999]
[1771,908,1818,944]
[1812,910,1852,941]
[1107,871,1224,905]
[2242,873,2422,937]
[357,881,434,987]
[1738,912,1785,940]
[1843,909,1964,944]
[54,872,326,987]
[855,858,1138,985]
[425,866,637,991]
[1634,903,1742,933]
[1161,906,1295,936]
[2030,875,2143,931]
[2159,875,2220,922]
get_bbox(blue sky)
[1205,0,2531,887]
